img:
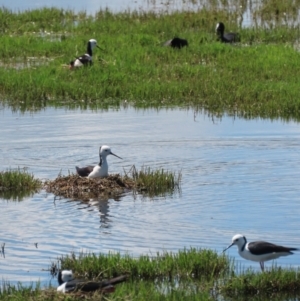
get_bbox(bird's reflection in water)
[88,194,123,229]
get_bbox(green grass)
[125,165,182,197]
[0,280,213,301]
[0,7,299,119]
[220,266,300,296]
[0,168,42,200]
[57,248,230,280]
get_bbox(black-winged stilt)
[76,145,122,178]
[216,22,240,43]
[69,39,101,69]
[57,270,127,293]
[223,234,298,271]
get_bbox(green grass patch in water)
[0,168,42,199]
[220,266,300,296]
[57,248,229,280]
[124,165,182,197]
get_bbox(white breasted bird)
[57,270,127,293]
[223,234,298,271]
[69,39,101,69]
[76,145,122,178]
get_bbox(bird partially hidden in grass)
[57,270,127,293]
[164,37,188,49]
[76,145,122,178]
[215,22,240,43]
[69,39,102,69]
[223,234,298,271]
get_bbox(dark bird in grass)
[57,270,127,293]
[164,37,188,49]
[216,22,240,43]
[69,39,101,69]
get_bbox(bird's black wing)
[76,166,94,177]
[248,241,298,255]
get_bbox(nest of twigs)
[44,174,136,199]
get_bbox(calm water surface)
[0,106,300,288]
[0,0,258,27]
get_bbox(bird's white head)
[223,234,247,252]
[61,270,74,283]
[88,39,98,49]
[100,145,122,160]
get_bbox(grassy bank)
[0,7,300,119]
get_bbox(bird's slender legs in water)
[260,261,264,272]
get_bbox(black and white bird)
[164,37,188,49]
[76,145,122,178]
[223,234,298,271]
[215,22,240,43]
[69,39,101,69]
[57,270,127,293]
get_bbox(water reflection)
[0,190,36,201]
[88,194,123,228]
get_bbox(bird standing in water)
[223,234,298,271]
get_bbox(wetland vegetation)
[0,168,42,200]
[0,1,300,120]
[44,166,181,199]
[2,1,300,300]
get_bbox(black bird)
[57,270,127,293]
[216,22,240,43]
[164,37,188,49]
[69,39,101,69]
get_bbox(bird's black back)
[76,166,94,177]
[248,241,298,255]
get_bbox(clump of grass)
[58,248,230,280]
[220,266,300,296]
[125,165,181,197]
[0,168,42,199]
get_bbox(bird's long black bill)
[96,45,105,52]
[111,152,122,160]
[223,243,234,253]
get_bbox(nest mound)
[45,174,136,199]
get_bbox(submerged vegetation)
[44,166,181,199]
[0,168,42,200]
[0,3,299,119]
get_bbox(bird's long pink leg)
[259,262,264,272]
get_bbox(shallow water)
[0,0,292,28]
[1,106,300,288]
